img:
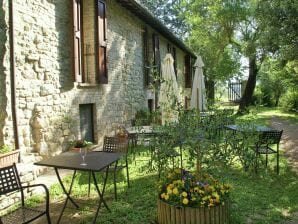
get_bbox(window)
[184,54,192,88]
[72,0,108,84]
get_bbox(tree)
[139,0,188,37]
[183,0,244,102]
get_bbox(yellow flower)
[164,194,169,200]
[212,192,220,200]
[173,188,179,195]
[182,198,189,205]
[168,184,174,189]
[160,193,166,199]
[181,191,187,197]
[191,197,196,201]
[167,188,173,194]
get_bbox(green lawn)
[36,107,298,223]
[46,151,298,223]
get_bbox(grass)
[44,150,298,223]
[25,106,298,223]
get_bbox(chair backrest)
[103,136,128,153]
[259,130,283,145]
[0,163,22,195]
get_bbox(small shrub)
[0,145,12,154]
[280,90,298,112]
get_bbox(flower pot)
[0,150,20,168]
[157,199,230,224]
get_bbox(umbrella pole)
[197,88,199,112]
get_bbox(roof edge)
[115,0,196,58]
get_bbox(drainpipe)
[9,0,20,150]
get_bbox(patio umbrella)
[190,56,207,111]
[159,53,180,124]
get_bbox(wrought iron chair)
[0,163,51,224]
[255,130,283,174]
[102,136,129,200]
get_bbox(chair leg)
[88,171,91,197]
[114,164,117,201]
[277,146,279,174]
[46,211,51,224]
[254,153,258,174]
[113,172,117,201]
[126,159,130,187]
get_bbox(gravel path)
[270,117,298,175]
[270,117,298,224]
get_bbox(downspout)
[9,0,20,150]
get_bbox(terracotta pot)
[0,150,20,168]
[157,198,230,224]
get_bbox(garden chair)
[254,130,283,174]
[102,136,129,200]
[0,163,51,224]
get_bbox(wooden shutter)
[97,0,108,84]
[73,0,82,82]
[143,27,150,86]
[184,54,192,88]
[173,47,177,78]
[152,33,160,76]
[167,43,171,53]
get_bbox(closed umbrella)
[190,56,207,111]
[159,53,180,124]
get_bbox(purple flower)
[197,181,209,187]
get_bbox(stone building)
[0,0,195,158]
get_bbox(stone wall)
[0,0,191,155]
[0,1,14,147]
[0,0,192,211]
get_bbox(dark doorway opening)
[79,104,94,142]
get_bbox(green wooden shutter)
[152,33,160,77]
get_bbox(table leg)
[55,168,79,224]
[92,166,111,223]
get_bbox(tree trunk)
[238,56,258,114]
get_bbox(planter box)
[157,199,230,224]
[0,150,20,168]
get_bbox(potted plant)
[157,169,231,224]
[0,145,20,168]
[68,139,93,152]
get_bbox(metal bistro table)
[225,124,277,133]
[34,151,123,224]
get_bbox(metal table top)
[35,151,123,172]
[225,124,277,132]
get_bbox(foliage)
[159,169,231,207]
[135,109,153,125]
[279,89,298,113]
[256,0,298,62]
[0,145,12,154]
[139,0,188,37]
[69,139,93,148]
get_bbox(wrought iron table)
[35,151,123,224]
[225,124,277,133]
